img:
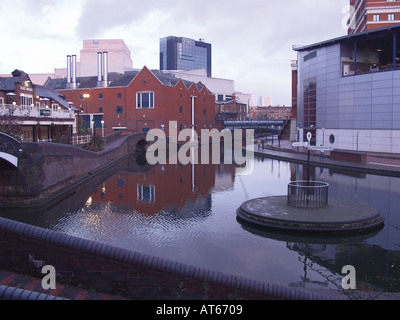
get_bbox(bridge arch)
[0,133,20,168]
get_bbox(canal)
[1,152,400,297]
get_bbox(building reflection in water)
[2,148,400,294]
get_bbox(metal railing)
[71,135,92,146]
[0,104,74,119]
[287,181,329,209]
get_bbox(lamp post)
[83,93,90,132]
[101,120,105,137]
[356,131,360,151]
[271,125,275,146]
[91,120,95,136]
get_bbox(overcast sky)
[0,0,350,105]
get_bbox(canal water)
[2,152,400,297]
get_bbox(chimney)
[97,52,103,86]
[71,55,77,89]
[102,51,108,87]
[67,55,72,85]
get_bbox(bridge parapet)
[0,133,21,167]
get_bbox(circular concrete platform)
[236,196,384,234]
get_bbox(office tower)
[349,0,400,34]
[160,36,212,77]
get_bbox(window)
[117,93,122,99]
[137,92,154,109]
[388,14,395,21]
[99,93,103,99]
[373,14,380,21]
[304,51,317,62]
[116,106,123,114]
[179,106,183,113]
[137,184,155,202]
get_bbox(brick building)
[46,65,217,138]
[0,70,76,143]
[249,105,292,121]
[349,0,400,34]
[215,97,248,128]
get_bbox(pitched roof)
[45,68,207,92]
[35,85,76,110]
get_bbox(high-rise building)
[348,0,400,34]
[160,36,212,77]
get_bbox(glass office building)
[160,36,212,77]
[293,25,400,153]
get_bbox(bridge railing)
[224,120,286,126]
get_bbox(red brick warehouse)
[46,63,217,138]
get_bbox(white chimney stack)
[103,51,108,87]
[67,55,72,85]
[71,55,77,89]
[97,52,103,85]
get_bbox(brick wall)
[0,216,330,300]
[0,133,146,207]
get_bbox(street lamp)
[356,131,360,151]
[101,120,105,137]
[271,125,275,145]
[83,94,90,133]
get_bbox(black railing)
[287,181,329,209]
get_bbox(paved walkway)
[254,140,400,177]
[0,269,123,300]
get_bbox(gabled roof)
[0,70,32,91]
[0,77,17,91]
[45,67,209,93]
[35,85,76,110]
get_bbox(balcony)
[0,104,75,120]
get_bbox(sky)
[0,0,350,105]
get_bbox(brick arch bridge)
[0,132,152,207]
[0,133,21,168]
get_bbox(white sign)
[292,142,309,147]
[307,132,312,142]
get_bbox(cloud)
[1,0,351,103]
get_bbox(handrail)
[0,104,74,119]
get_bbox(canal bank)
[253,140,400,177]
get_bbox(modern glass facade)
[295,26,400,152]
[160,36,212,77]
